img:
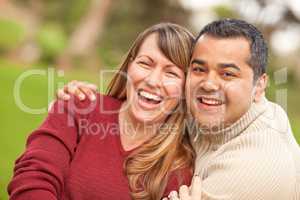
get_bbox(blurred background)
[0,0,299,199]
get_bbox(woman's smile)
[137,89,163,110]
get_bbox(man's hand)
[163,175,202,200]
[56,80,97,101]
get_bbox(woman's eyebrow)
[136,55,154,62]
[165,64,181,70]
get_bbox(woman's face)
[126,33,185,124]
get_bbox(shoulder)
[198,139,296,199]
[218,129,295,171]
[201,135,296,199]
[49,93,122,119]
[95,93,123,113]
[255,98,291,135]
[40,93,122,151]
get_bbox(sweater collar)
[191,97,268,147]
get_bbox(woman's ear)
[253,73,268,102]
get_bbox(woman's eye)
[138,61,148,65]
[138,61,151,68]
[166,71,179,78]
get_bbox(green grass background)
[0,63,299,200]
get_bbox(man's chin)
[195,118,227,133]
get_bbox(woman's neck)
[118,103,161,151]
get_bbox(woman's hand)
[56,80,98,101]
[163,176,202,200]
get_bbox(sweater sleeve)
[7,98,90,200]
[195,134,296,200]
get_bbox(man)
[56,19,300,199]
[169,19,300,200]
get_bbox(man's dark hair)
[196,18,268,81]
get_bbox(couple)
[8,19,300,200]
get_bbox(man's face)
[186,34,265,131]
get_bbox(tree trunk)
[57,0,112,70]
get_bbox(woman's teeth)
[138,90,162,104]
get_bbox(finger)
[76,81,97,101]
[179,185,190,199]
[66,80,79,91]
[191,175,202,200]
[66,80,80,92]
[162,198,169,200]
[68,81,93,100]
[65,84,85,100]
[69,80,78,85]
[57,88,70,100]
[85,83,98,91]
[168,191,179,200]
[80,87,96,101]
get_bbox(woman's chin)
[129,107,165,125]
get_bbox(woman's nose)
[145,67,162,88]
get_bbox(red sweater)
[8,94,192,200]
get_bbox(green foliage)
[0,19,25,51]
[99,0,192,67]
[213,5,239,19]
[63,0,91,32]
[37,24,67,60]
[97,47,123,69]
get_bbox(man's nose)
[200,72,220,92]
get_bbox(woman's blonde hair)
[107,23,195,200]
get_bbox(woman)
[8,23,195,200]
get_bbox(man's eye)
[222,71,236,78]
[192,66,206,73]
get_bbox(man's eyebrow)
[218,63,241,71]
[191,58,206,66]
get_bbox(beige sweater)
[191,98,300,200]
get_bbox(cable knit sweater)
[191,97,300,200]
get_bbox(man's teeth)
[139,90,162,102]
[200,97,222,105]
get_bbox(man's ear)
[253,73,268,102]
